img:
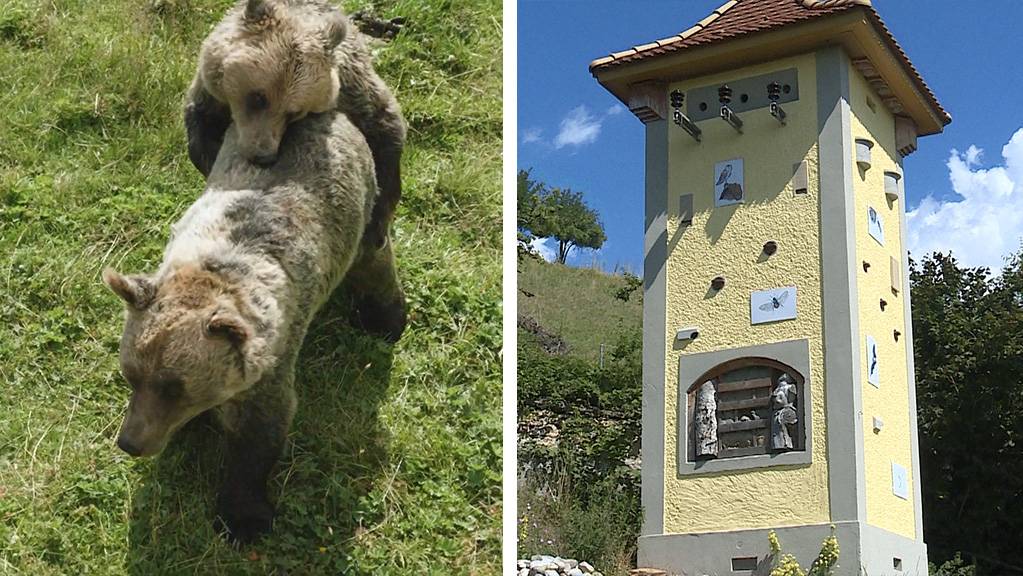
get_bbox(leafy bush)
[518,327,642,575]
[767,528,839,576]
[518,464,638,576]
[931,554,976,576]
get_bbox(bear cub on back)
[185,0,406,257]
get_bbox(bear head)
[103,265,274,457]
[199,0,348,166]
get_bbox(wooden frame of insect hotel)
[590,1,950,574]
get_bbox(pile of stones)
[516,555,603,576]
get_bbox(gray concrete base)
[639,522,927,576]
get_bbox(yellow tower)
[590,1,949,574]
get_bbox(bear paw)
[214,494,275,545]
[352,293,407,344]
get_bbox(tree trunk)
[557,240,574,264]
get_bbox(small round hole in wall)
[740,93,749,103]
[699,102,708,112]
[782,84,792,94]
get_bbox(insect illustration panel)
[866,334,880,387]
[750,286,797,325]
[714,158,744,207]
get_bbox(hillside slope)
[518,256,642,361]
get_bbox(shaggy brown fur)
[106,108,404,543]
[184,0,406,251]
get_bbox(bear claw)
[215,496,275,544]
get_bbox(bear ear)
[205,308,250,348]
[245,0,273,23]
[103,268,156,310]
[323,11,348,50]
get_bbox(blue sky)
[518,0,1023,274]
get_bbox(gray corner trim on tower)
[897,159,926,544]
[641,119,669,536]
[816,46,867,523]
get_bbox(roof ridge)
[588,0,874,70]
[800,0,872,8]
[589,0,740,70]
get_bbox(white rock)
[544,570,560,576]
[567,569,584,576]
[531,555,544,561]
[518,560,530,569]
[579,562,594,573]
[518,570,529,576]
[530,560,549,570]
[566,559,579,569]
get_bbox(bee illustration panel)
[866,334,880,387]
[750,286,797,325]
[868,206,885,245]
[714,158,744,207]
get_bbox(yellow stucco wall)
[662,53,831,533]
[849,67,917,540]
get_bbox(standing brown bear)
[184,0,407,338]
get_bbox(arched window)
[686,358,806,462]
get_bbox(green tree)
[532,187,606,264]
[517,168,545,234]
[911,251,1023,573]
[517,169,606,264]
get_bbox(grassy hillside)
[0,0,501,574]
[516,256,643,575]
[517,256,642,361]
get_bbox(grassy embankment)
[517,256,641,361]
[0,0,502,573]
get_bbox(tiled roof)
[589,0,949,125]
[589,0,864,71]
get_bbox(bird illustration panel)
[868,206,885,245]
[750,286,797,325]
[714,158,744,207]
[866,334,880,387]
[892,462,909,499]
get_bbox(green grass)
[0,0,502,574]
[517,257,642,361]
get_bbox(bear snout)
[116,434,144,457]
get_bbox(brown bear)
[184,0,406,254]
[105,108,403,543]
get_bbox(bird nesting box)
[590,1,949,574]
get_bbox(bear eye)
[121,367,142,389]
[156,377,184,401]
[246,91,270,112]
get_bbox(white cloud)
[554,105,602,149]
[521,127,542,144]
[529,237,557,262]
[605,104,624,116]
[907,128,1023,272]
